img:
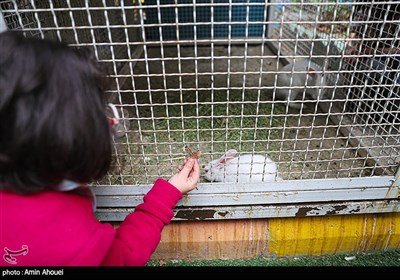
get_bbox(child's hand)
[168,157,200,194]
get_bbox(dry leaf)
[186,146,202,159]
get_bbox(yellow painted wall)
[151,213,400,260]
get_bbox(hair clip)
[106,103,120,126]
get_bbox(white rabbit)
[203,149,280,183]
[275,59,326,109]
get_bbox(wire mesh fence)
[1,0,399,187]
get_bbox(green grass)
[138,89,286,159]
[147,249,400,266]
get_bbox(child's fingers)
[179,158,195,177]
[177,159,187,171]
[190,159,200,180]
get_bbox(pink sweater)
[0,178,182,266]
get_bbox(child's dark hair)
[0,31,113,194]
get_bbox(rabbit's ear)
[308,67,318,79]
[216,149,237,168]
[225,149,237,158]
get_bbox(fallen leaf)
[186,146,202,159]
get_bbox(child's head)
[0,31,113,194]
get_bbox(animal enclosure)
[1,0,399,221]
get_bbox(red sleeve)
[101,178,183,266]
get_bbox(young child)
[0,30,200,266]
